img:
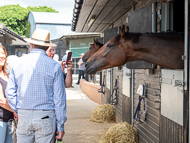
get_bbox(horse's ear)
[93,39,96,43]
[125,26,129,32]
[120,25,125,37]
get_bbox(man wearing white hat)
[5,29,66,143]
[76,53,85,84]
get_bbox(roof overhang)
[71,0,138,33]
[61,32,101,39]
[0,23,26,44]
[61,32,101,44]
[71,0,170,33]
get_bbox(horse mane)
[114,33,141,44]
[113,31,184,45]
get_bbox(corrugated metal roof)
[36,24,72,40]
[31,12,71,24]
[0,23,26,44]
[61,32,101,39]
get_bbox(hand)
[60,60,66,73]
[55,130,65,140]
[67,60,73,72]
[13,113,18,120]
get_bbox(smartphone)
[66,52,72,65]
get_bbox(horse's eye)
[107,44,112,48]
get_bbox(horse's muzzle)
[84,62,96,74]
[82,57,87,62]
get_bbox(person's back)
[12,49,64,109]
[5,29,66,143]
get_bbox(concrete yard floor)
[62,80,116,143]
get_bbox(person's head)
[46,46,55,59]
[66,50,70,55]
[0,43,7,74]
[80,53,84,58]
[21,53,26,57]
[53,54,59,61]
[6,55,19,74]
[24,29,56,52]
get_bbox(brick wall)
[80,79,102,105]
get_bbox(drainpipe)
[184,0,189,141]
[184,0,188,91]
[131,69,134,126]
[152,3,157,33]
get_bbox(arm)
[65,60,73,88]
[0,83,6,103]
[0,83,14,112]
[5,69,18,113]
[77,58,84,66]
[0,99,14,112]
[77,62,83,66]
[54,64,67,139]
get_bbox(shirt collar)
[30,49,47,56]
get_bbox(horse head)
[85,25,132,74]
[85,25,184,74]
[82,39,103,62]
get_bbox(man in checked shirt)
[5,29,66,143]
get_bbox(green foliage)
[0,4,58,36]
[27,6,58,13]
[0,5,28,35]
[25,21,31,38]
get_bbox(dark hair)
[33,44,49,51]
[0,43,8,74]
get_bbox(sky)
[0,0,75,22]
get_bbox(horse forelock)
[95,41,103,48]
[90,43,94,47]
[113,34,121,45]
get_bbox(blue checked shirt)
[5,49,67,132]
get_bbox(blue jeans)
[0,121,13,143]
[78,70,85,83]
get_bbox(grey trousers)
[17,109,56,143]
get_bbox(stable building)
[0,23,29,56]
[71,0,189,142]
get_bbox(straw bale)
[90,104,115,123]
[99,122,138,143]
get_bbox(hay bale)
[99,122,138,143]
[90,104,115,123]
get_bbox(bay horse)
[82,39,103,62]
[84,26,184,74]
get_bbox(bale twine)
[90,104,115,123]
[99,122,138,143]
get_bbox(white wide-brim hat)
[24,29,56,47]
[80,53,84,56]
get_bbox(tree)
[0,4,58,36]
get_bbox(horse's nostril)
[85,63,88,68]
